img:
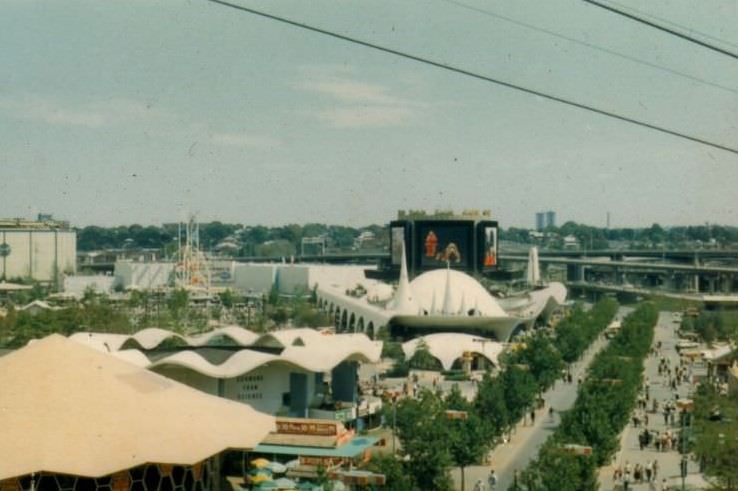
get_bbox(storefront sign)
[276,420,338,436]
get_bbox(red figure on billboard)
[424,231,438,258]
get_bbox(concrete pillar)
[331,361,358,404]
[289,372,309,417]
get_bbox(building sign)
[334,407,354,421]
[276,420,339,436]
[299,456,344,467]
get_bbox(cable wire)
[208,0,738,155]
[600,0,738,50]
[583,0,738,60]
[438,0,736,95]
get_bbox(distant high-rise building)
[545,210,556,228]
[535,211,556,230]
[535,212,545,231]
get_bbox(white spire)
[390,240,418,315]
[526,246,541,286]
[458,291,467,315]
[441,263,454,315]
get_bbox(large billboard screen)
[390,226,406,266]
[416,222,473,270]
[480,224,498,269]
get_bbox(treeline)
[76,221,738,253]
[680,310,738,343]
[503,222,738,249]
[380,299,619,490]
[514,303,658,491]
[76,222,387,254]
[692,383,738,489]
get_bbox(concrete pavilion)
[0,334,274,491]
[69,327,385,430]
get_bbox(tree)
[393,390,454,490]
[364,454,415,491]
[408,339,442,370]
[444,385,489,491]
[501,365,538,422]
[510,332,563,390]
[474,372,509,440]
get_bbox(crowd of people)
[610,318,702,491]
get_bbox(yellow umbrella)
[251,458,271,469]
[249,473,272,484]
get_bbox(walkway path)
[452,306,633,491]
[597,311,709,491]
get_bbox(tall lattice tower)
[174,216,211,291]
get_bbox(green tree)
[474,373,509,440]
[444,385,489,491]
[501,365,538,423]
[364,454,415,491]
[393,390,454,490]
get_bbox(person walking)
[474,479,486,491]
[488,469,497,491]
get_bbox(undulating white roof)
[70,326,261,352]
[186,325,260,347]
[150,349,283,378]
[150,333,383,377]
[0,335,274,480]
[252,327,324,348]
[402,333,505,370]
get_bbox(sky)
[1,0,736,229]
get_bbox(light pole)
[392,396,397,455]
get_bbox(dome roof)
[408,268,507,317]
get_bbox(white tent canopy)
[0,335,274,480]
[402,333,505,370]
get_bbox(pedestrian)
[653,459,659,480]
[488,469,497,491]
[474,479,486,491]
[645,460,653,482]
[660,478,669,491]
[623,470,631,491]
[530,408,536,425]
[549,406,555,422]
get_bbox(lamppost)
[392,396,397,455]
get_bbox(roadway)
[596,312,709,490]
[451,306,632,491]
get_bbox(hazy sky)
[1,0,736,229]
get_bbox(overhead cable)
[208,0,738,155]
[438,0,736,95]
[599,0,738,50]
[583,0,738,60]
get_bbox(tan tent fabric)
[0,334,274,480]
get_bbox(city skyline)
[1,0,736,228]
